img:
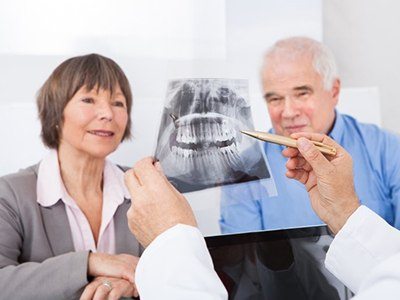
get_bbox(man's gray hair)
[262,37,338,90]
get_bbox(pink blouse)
[36,150,130,253]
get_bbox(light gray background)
[0,0,323,176]
[323,0,400,132]
[0,0,395,235]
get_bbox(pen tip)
[240,130,256,138]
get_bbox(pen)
[241,130,337,156]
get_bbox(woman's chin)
[84,146,118,159]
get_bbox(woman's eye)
[81,97,94,104]
[113,100,126,108]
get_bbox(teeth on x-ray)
[155,78,270,193]
[174,114,237,145]
[171,113,242,171]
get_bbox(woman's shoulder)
[0,164,39,202]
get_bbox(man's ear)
[331,78,341,106]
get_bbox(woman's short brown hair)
[37,53,132,149]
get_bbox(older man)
[220,37,400,233]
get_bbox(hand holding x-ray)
[124,157,197,247]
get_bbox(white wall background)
[0,0,322,177]
[0,0,324,235]
[323,0,400,133]
[0,0,392,235]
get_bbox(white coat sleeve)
[325,205,400,294]
[135,224,228,300]
[352,251,400,300]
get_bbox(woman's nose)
[97,102,113,121]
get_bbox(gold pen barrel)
[241,130,337,156]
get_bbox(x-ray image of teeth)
[155,78,272,193]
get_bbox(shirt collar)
[37,150,130,207]
[103,160,131,205]
[37,150,64,207]
[328,110,345,142]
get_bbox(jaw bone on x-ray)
[155,78,274,193]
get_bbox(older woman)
[0,54,140,299]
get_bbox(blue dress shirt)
[220,111,400,234]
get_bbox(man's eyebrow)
[293,85,313,92]
[263,92,280,99]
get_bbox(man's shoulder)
[341,113,399,143]
[341,113,379,131]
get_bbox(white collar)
[37,150,130,207]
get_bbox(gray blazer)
[0,164,140,300]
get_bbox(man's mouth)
[284,125,307,133]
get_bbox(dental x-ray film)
[155,78,275,194]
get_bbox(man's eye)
[267,97,282,103]
[81,98,94,104]
[297,91,309,98]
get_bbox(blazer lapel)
[34,163,140,256]
[39,200,75,256]
[31,163,75,256]
[114,198,141,255]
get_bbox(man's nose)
[281,96,300,118]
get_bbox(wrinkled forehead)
[264,51,314,74]
[262,55,322,90]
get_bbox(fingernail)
[298,138,311,151]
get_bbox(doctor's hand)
[282,132,360,234]
[125,157,197,248]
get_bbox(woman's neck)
[57,144,105,201]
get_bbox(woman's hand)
[80,276,139,300]
[87,253,139,283]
